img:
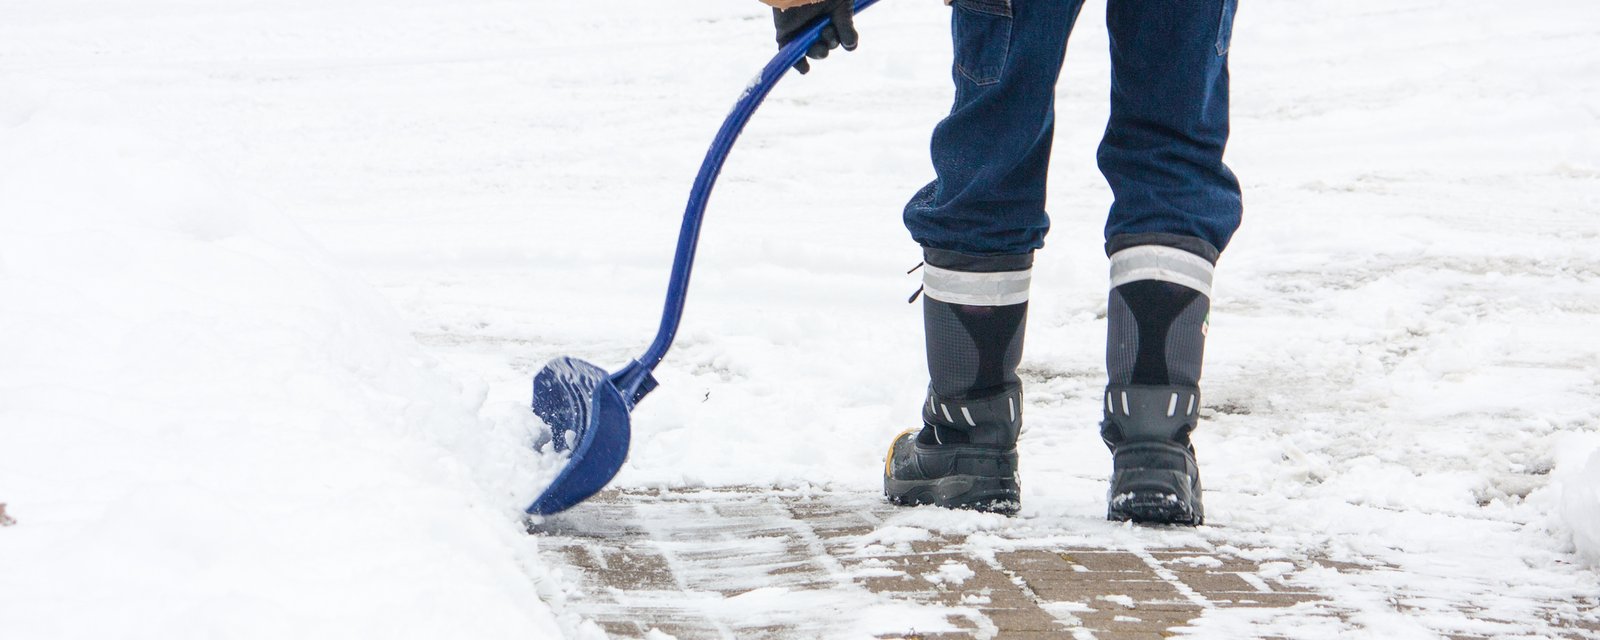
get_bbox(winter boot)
[885,249,1030,515]
[1102,384,1204,524]
[1102,237,1216,525]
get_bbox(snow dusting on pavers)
[533,489,1600,639]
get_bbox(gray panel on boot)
[923,387,1022,447]
[1102,384,1200,444]
[1163,297,1209,389]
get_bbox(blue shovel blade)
[527,356,645,516]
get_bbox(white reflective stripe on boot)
[922,264,1031,306]
[1109,245,1214,297]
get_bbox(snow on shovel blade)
[531,356,608,452]
[528,357,655,516]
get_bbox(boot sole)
[1107,438,1203,526]
[885,474,1020,515]
[1107,491,1202,526]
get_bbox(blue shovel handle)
[526,1,882,516]
[608,0,881,402]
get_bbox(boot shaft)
[919,248,1031,447]
[1102,240,1215,446]
[1106,243,1215,387]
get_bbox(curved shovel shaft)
[528,0,880,517]
[641,0,881,369]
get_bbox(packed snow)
[2,0,1597,638]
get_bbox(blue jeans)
[904,0,1243,258]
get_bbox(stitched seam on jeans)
[953,4,1010,86]
[956,62,1003,87]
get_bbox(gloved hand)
[771,0,858,74]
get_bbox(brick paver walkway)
[533,489,1600,639]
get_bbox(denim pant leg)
[904,0,1088,257]
[1099,0,1243,255]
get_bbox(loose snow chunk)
[1039,600,1092,614]
[921,560,976,586]
[1258,561,1296,579]
[851,525,933,554]
[1099,594,1137,608]
[1172,555,1225,568]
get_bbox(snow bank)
[1556,436,1600,567]
[0,101,572,639]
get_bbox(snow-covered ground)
[2,0,1598,638]
[0,88,584,638]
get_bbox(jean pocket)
[952,0,1012,86]
[1216,0,1238,56]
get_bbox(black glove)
[773,0,858,75]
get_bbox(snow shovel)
[527,0,881,516]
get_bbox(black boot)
[885,249,1030,515]
[1102,236,1216,525]
[885,387,1023,513]
[1102,384,1204,525]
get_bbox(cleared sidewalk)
[535,489,1600,639]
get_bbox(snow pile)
[1556,436,1600,567]
[0,102,572,639]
